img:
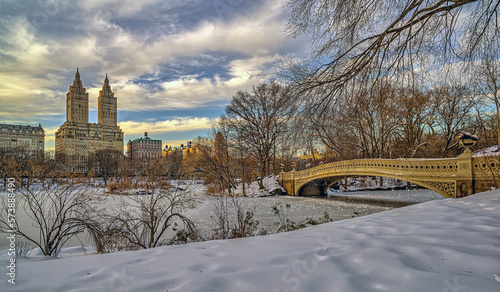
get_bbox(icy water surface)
[189,189,443,233]
[0,188,442,250]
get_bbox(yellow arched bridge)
[278,149,500,198]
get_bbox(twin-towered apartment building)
[54,69,183,172]
[55,69,124,172]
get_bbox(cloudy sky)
[0,0,307,150]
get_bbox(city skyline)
[0,0,308,150]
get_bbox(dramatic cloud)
[0,0,307,150]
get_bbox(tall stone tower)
[66,68,89,124]
[98,74,117,126]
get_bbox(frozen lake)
[188,188,443,234]
[0,186,443,251]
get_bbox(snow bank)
[2,191,500,291]
[234,176,285,197]
[473,145,500,157]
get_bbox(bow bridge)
[278,149,500,198]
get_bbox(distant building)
[163,141,200,159]
[163,144,182,157]
[127,132,162,159]
[55,69,124,172]
[183,142,200,159]
[299,149,322,160]
[0,123,45,159]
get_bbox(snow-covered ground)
[233,175,286,197]
[2,190,499,291]
[473,145,499,157]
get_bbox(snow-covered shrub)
[0,181,102,257]
[210,195,260,239]
[234,176,285,197]
[272,203,334,233]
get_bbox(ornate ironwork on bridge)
[278,147,500,198]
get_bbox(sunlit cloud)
[41,126,61,142]
[119,117,217,135]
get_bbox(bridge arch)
[295,174,455,198]
[279,153,480,199]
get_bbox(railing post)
[470,151,476,195]
[457,146,474,197]
[458,134,477,197]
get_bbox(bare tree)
[195,128,237,194]
[396,88,435,158]
[108,175,198,249]
[0,180,101,256]
[432,84,477,156]
[475,43,500,147]
[309,81,402,160]
[118,158,139,188]
[352,82,402,158]
[306,91,358,160]
[221,82,298,188]
[283,0,499,103]
[92,149,124,185]
[0,147,36,188]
